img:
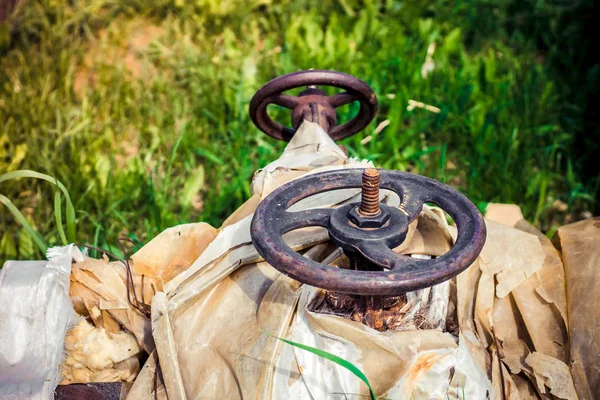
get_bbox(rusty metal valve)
[249,70,378,141]
[250,168,487,296]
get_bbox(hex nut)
[347,206,390,228]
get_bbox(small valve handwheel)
[251,169,486,296]
[249,70,378,141]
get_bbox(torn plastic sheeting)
[389,338,490,399]
[296,287,491,399]
[0,245,75,400]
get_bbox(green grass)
[1,0,598,260]
[268,331,376,399]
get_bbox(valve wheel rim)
[250,169,487,296]
[249,70,378,141]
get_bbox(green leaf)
[352,11,369,45]
[439,143,447,184]
[418,18,433,38]
[443,27,462,54]
[267,333,376,400]
[337,0,356,17]
[484,49,497,82]
[0,194,48,255]
[477,201,489,214]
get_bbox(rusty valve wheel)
[251,168,487,296]
[249,70,378,141]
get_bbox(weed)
[1,0,597,260]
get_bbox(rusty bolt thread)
[359,168,381,216]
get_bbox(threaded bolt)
[359,168,381,216]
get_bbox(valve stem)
[359,168,381,216]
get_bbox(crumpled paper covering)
[131,223,218,287]
[481,210,577,399]
[553,218,600,399]
[123,121,588,399]
[0,245,75,399]
[128,122,491,399]
[61,319,141,384]
[61,222,216,384]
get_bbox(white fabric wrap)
[0,245,75,400]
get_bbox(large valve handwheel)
[250,169,486,296]
[249,70,378,141]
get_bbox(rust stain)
[309,290,409,331]
[505,376,512,396]
[405,352,448,387]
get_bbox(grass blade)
[269,333,376,400]
[193,148,225,166]
[0,232,17,260]
[0,194,48,255]
[163,129,186,199]
[0,170,76,242]
[54,190,68,245]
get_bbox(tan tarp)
[124,121,589,399]
[553,218,600,399]
[61,121,598,399]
